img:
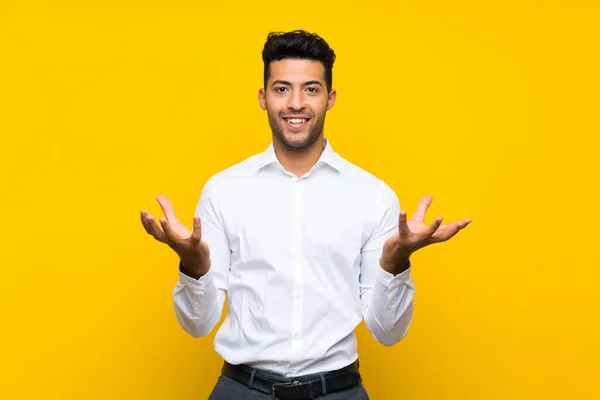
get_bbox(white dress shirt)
[172,138,415,378]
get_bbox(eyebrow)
[271,80,323,87]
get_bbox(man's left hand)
[380,195,472,275]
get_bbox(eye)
[275,87,287,93]
[306,87,319,93]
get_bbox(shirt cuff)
[377,261,412,287]
[178,261,213,287]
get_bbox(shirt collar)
[255,137,344,173]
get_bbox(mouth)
[282,116,311,131]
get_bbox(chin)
[284,140,311,150]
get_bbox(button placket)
[290,178,304,365]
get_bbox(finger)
[160,217,182,242]
[141,210,159,236]
[140,210,151,232]
[448,218,472,231]
[437,218,471,232]
[190,216,202,244]
[430,222,461,242]
[425,216,443,237]
[398,210,409,238]
[156,194,181,223]
[146,215,168,243]
[411,195,433,223]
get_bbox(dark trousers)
[208,373,370,399]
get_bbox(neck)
[272,134,326,178]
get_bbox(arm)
[360,182,416,347]
[172,176,230,338]
[360,185,473,346]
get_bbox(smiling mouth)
[282,117,311,130]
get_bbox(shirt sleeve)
[359,181,416,346]
[172,175,230,338]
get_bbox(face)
[258,59,336,150]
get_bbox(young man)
[140,30,471,399]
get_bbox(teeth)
[288,118,306,124]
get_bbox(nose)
[287,88,305,111]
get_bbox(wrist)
[379,255,411,275]
[180,259,211,279]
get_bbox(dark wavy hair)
[262,30,336,92]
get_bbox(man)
[140,30,471,399]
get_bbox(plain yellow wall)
[1,1,598,399]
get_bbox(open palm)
[383,195,471,261]
[140,194,210,270]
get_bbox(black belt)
[221,360,362,400]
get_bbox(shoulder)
[338,156,398,205]
[214,153,263,180]
[205,151,263,185]
[198,151,264,200]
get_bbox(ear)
[326,88,337,111]
[258,88,267,110]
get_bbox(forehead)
[268,59,325,84]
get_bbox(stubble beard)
[267,110,326,151]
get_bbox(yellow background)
[1,1,598,399]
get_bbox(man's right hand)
[140,194,211,279]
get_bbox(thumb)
[398,210,409,238]
[190,216,202,244]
